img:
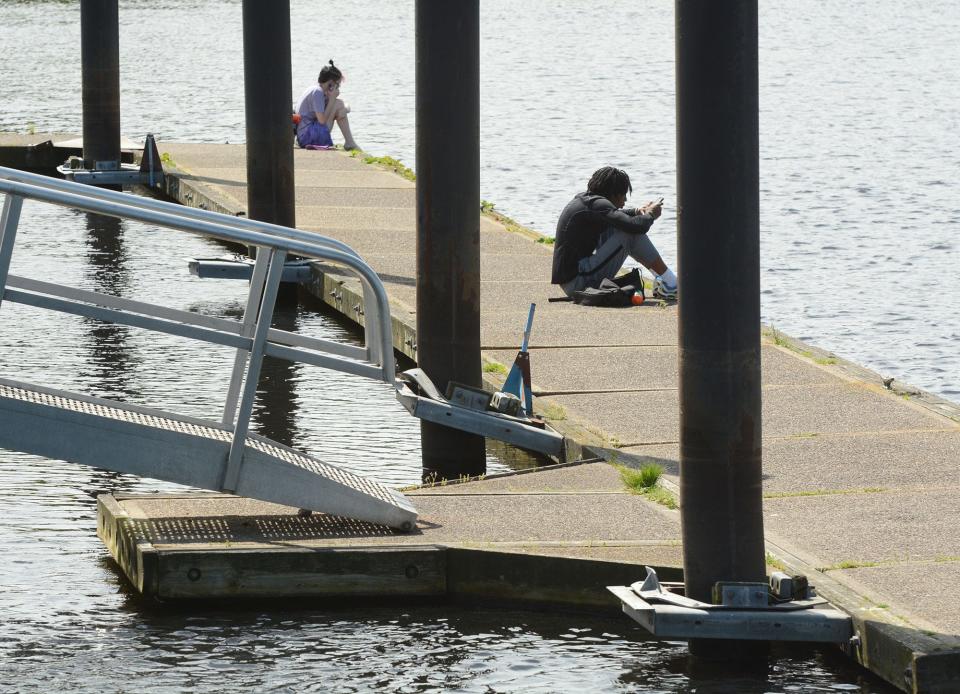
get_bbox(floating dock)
[97,462,682,607]
[3,134,959,692]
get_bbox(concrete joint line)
[483,344,676,350]
[411,491,630,497]
[462,540,683,548]
[534,388,676,397]
[767,427,956,442]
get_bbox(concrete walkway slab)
[479,280,581,312]
[162,144,378,173]
[0,131,79,146]
[409,493,680,544]
[762,430,960,493]
[360,252,554,286]
[297,206,415,231]
[843,562,960,635]
[762,384,956,436]
[290,187,414,208]
[411,461,626,495]
[623,429,960,494]
[548,383,955,448]
[764,488,960,565]
[482,305,680,348]
[487,346,678,392]
[486,344,840,394]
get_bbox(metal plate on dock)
[609,567,853,643]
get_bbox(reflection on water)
[0,592,893,694]
[253,304,301,448]
[81,212,141,401]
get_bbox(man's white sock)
[660,268,677,287]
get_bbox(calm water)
[4,0,955,401]
[0,0,937,690]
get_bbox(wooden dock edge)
[96,494,676,611]
[766,536,960,693]
[96,494,159,597]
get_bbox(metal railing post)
[360,281,383,369]
[0,194,24,311]
[222,249,272,427]
[221,249,287,492]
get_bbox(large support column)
[242,0,296,230]
[415,0,485,481]
[675,0,766,659]
[80,0,121,169]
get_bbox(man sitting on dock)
[551,166,677,300]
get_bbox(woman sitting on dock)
[294,60,359,151]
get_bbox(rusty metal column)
[80,0,120,170]
[242,0,295,229]
[415,0,485,481]
[676,0,766,660]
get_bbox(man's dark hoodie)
[550,192,654,285]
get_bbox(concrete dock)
[3,135,959,691]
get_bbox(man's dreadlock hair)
[586,166,632,199]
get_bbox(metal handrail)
[0,165,396,492]
[0,165,363,259]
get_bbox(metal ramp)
[0,165,416,531]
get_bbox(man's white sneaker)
[653,276,678,300]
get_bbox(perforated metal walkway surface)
[0,378,417,530]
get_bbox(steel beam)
[675,0,766,660]
[415,0,485,481]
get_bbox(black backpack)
[571,269,643,307]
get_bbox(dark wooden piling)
[241,0,295,230]
[414,0,485,481]
[80,0,121,170]
[241,0,296,301]
[675,0,766,660]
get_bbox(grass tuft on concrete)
[821,559,880,572]
[541,403,567,421]
[482,362,508,376]
[352,151,416,181]
[763,487,887,499]
[616,463,678,510]
[765,552,787,571]
[620,463,663,491]
[643,486,678,509]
